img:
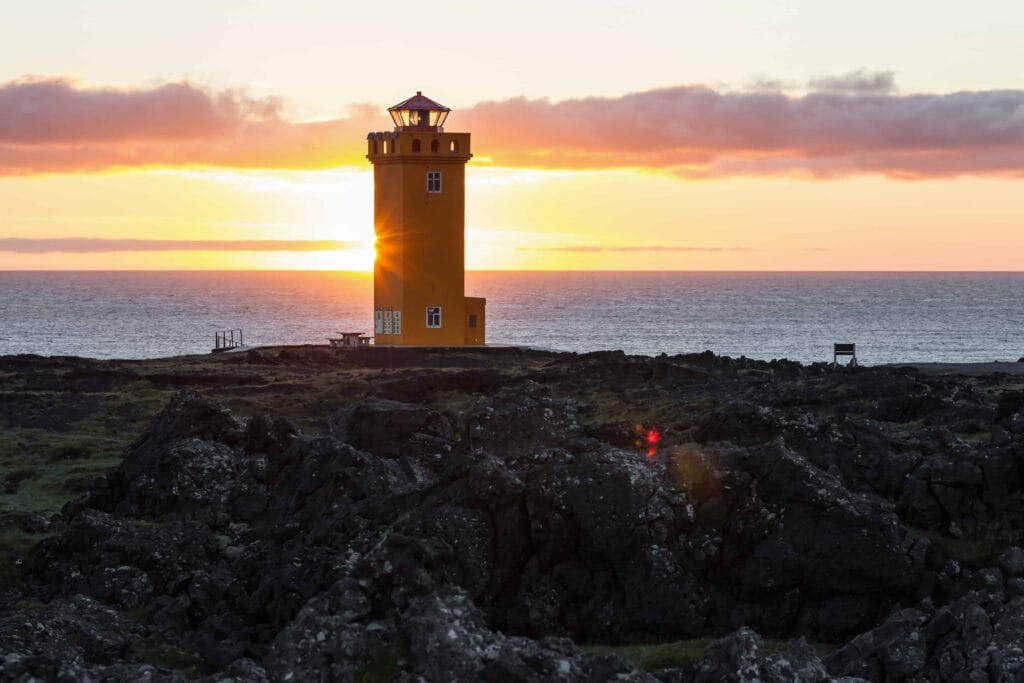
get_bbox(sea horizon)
[1,270,1021,363]
[2,269,1024,273]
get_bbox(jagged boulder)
[826,589,1024,681]
[689,628,867,683]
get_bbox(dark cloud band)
[517,245,752,253]
[3,76,1024,178]
[0,238,363,253]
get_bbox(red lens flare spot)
[639,426,661,458]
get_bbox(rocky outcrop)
[825,546,1024,682]
[4,349,1024,680]
[689,628,867,683]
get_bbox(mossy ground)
[906,525,1010,570]
[582,638,833,671]
[355,654,400,682]
[126,635,204,676]
[0,389,169,505]
[0,347,546,584]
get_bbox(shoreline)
[887,361,1024,376]
[2,343,1023,376]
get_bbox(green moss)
[582,639,830,672]
[430,390,480,413]
[0,385,170,521]
[355,653,400,682]
[0,430,122,516]
[583,640,712,670]
[956,430,992,446]
[0,527,49,589]
[0,556,25,589]
[906,526,1008,570]
[127,636,204,675]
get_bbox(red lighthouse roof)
[388,91,450,113]
[388,91,450,130]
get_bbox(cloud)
[0,238,364,253]
[4,76,1024,178]
[806,69,897,95]
[0,78,373,174]
[0,77,281,143]
[517,245,752,253]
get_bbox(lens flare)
[632,424,662,459]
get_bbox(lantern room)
[388,91,450,131]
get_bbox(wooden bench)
[834,343,857,366]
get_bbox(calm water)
[0,271,1021,363]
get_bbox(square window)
[426,305,442,328]
[427,171,442,193]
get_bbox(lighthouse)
[367,92,486,346]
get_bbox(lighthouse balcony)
[366,131,472,163]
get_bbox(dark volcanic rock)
[348,396,454,459]
[8,349,1024,680]
[0,594,155,681]
[826,588,1024,681]
[690,628,865,682]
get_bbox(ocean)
[0,271,1021,363]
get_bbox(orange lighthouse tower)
[367,92,485,346]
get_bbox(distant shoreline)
[1,269,1024,274]
[2,345,1023,375]
[888,361,1024,376]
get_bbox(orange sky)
[2,1,1024,271]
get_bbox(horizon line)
[0,269,1022,274]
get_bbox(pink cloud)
[3,77,1024,179]
[0,77,281,143]
[0,238,363,253]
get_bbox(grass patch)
[0,385,170,521]
[0,429,124,515]
[355,654,400,682]
[212,369,372,432]
[430,390,480,413]
[583,640,712,670]
[0,524,51,589]
[582,638,830,672]
[127,636,204,676]
[956,430,992,446]
[0,561,24,590]
[572,388,678,427]
[906,526,1008,570]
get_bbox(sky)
[2,0,1024,270]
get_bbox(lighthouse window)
[450,140,458,153]
[430,139,439,152]
[426,171,442,193]
[393,310,401,335]
[426,306,442,328]
[412,139,421,152]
